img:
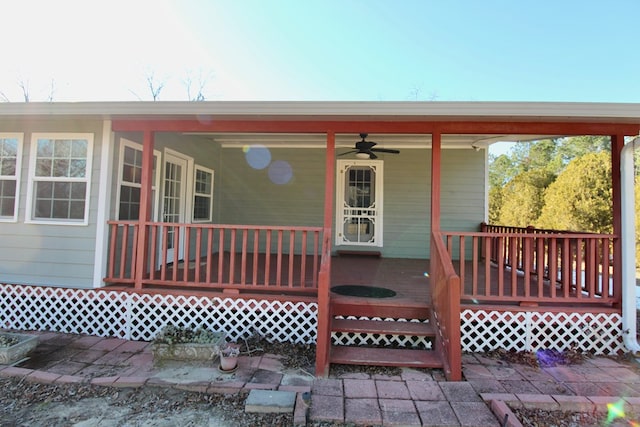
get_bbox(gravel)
[510,406,628,427]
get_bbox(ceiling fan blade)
[369,152,378,159]
[338,150,358,156]
[371,148,400,154]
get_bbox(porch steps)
[330,346,443,368]
[328,300,443,370]
[332,318,435,336]
[331,296,430,319]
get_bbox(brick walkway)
[2,331,640,426]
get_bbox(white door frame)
[335,159,384,247]
[162,149,194,264]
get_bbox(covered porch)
[103,220,623,381]
[101,106,639,380]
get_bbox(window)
[193,165,214,222]
[27,133,93,224]
[0,133,22,222]
[116,139,160,220]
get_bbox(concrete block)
[245,389,296,413]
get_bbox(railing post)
[315,130,336,377]
[134,130,154,289]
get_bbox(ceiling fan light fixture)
[337,133,400,160]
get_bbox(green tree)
[509,139,561,173]
[498,169,555,227]
[489,153,519,188]
[556,136,610,167]
[488,186,502,224]
[489,139,559,226]
[489,136,615,227]
[536,151,612,233]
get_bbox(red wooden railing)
[315,229,333,377]
[441,225,619,306]
[430,231,462,381]
[105,221,324,293]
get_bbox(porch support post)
[315,130,335,377]
[431,131,442,232]
[323,131,336,231]
[611,133,624,306]
[134,130,155,289]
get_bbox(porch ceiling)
[189,132,558,150]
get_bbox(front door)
[163,152,188,264]
[335,160,383,247]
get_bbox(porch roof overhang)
[1,101,639,148]
[2,100,640,123]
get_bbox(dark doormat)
[331,285,396,298]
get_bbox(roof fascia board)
[1,101,640,121]
[110,119,640,136]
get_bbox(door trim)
[335,159,384,247]
[162,149,194,264]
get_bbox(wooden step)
[330,346,443,368]
[331,297,431,319]
[332,318,435,337]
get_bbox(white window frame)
[115,138,161,221]
[26,133,94,225]
[0,133,23,222]
[192,165,214,223]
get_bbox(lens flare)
[268,160,293,185]
[606,400,626,424]
[244,145,271,170]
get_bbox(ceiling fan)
[339,133,400,159]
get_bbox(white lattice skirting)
[0,284,627,354]
[0,284,318,344]
[461,309,625,355]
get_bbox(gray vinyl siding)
[440,149,486,260]
[380,149,432,259]
[219,147,325,227]
[440,149,486,232]
[0,118,105,288]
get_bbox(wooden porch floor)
[330,255,431,308]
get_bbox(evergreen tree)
[536,151,612,233]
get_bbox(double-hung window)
[116,139,160,220]
[0,133,22,222]
[193,165,214,222]
[27,133,93,224]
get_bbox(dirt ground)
[0,377,300,427]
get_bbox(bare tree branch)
[18,79,30,102]
[47,79,56,102]
[146,72,164,101]
[182,69,211,101]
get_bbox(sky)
[1,0,639,104]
